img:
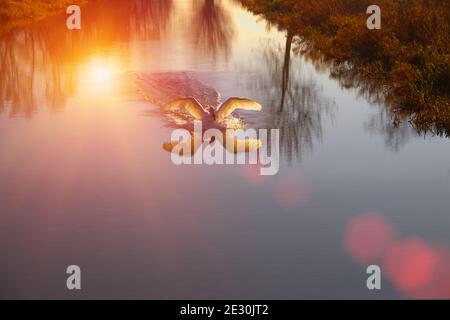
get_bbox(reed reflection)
[0,0,173,117]
[192,0,235,60]
[364,108,417,152]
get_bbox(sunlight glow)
[80,56,122,95]
[90,64,112,83]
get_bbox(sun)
[89,64,112,83]
[87,57,116,84]
[79,56,122,96]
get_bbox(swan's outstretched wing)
[164,98,208,120]
[215,98,262,121]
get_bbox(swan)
[162,97,263,155]
[132,72,263,154]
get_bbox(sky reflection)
[0,0,449,299]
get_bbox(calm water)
[0,0,449,299]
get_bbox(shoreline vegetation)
[239,0,450,136]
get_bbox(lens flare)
[274,174,310,209]
[242,164,266,185]
[80,56,121,95]
[89,64,112,83]
[344,213,396,264]
[383,238,438,292]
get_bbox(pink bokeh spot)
[274,174,310,209]
[384,238,438,292]
[343,213,396,264]
[242,164,266,185]
[411,249,450,299]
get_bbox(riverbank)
[0,0,86,33]
[239,0,450,136]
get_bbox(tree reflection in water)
[192,0,235,61]
[0,0,173,117]
[364,108,417,152]
[240,32,334,164]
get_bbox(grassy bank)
[0,0,86,32]
[240,0,450,135]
